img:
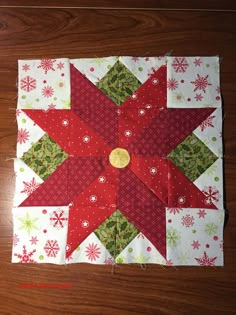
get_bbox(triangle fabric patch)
[168,159,217,209]
[117,168,166,258]
[128,108,216,157]
[70,64,118,148]
[129,156,168,205]
[20,157,108,206]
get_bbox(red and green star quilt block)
[12,56,224,266]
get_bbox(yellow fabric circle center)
[109,148,130,168]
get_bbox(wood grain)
[0,0,235,10]
[0,6,236,315]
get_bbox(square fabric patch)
[12,56,224,266]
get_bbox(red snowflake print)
[145,57,149,61]
[194,93,203,102]
[16,109,21,116]
[147,66,159,77]
[17,128,30,144]
[193,58,202,67]
[44,240,60,257]
[191,74,212,93]
[181,214,194,227]
[42,86,54,98]
[200,115,215,131]
[13,234,19,247]
[132,57,139,62]
[85,243,101,262]
[14,245,37,263]
[167,208,183,215]
[216,86,220,94]
[197,209,207,218]
[30,236,39,245]
[66,254,73,262]
[167,78,179,91]
[21,177,41,195]
[191,240,201,249]
[166,259,173,266]
[57,61,64,70]
[220,241,223,251]
[49,209,68,229]
[137,233,145,239]
[104,257,115,265]
[47,103,56,110]
[202,186,220,205]
[37,59,56,74]
[22,64,30,72]
[172,57,189,73]
[195,251,217,266]
[20,76,36,92]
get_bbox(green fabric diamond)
[168,133,218,182]
[96,60,141,106]
[22,134,68,180]
[94,209,139,258]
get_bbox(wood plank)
[0,0,235,11]
[0,9,235,59]
[0,7,236,315]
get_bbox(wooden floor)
[0,1,236,314]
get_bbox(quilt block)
[12,56,224,265]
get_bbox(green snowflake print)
[115,256,125,264]
[166,228,181,248]
[94,209,139,258]
[213,61,220,74]
[133,254,150,264]
[178,251,190,264]
[205,163,217,176]
[168,133,217,182]
[92,57,116,67]
[62,98,70,109]
[18,212,39,235]
[205,223,218,236]
[22,102,33,109]
[218,213,224,223]
[22,134,68,180]
[96,60,141,106]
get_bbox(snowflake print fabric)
[12,56,225,266]
[17,58,70,110]
[167,57,221,108]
